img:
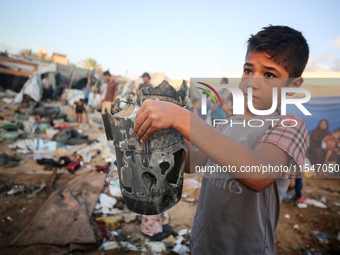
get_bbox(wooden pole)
[68,67,76,90]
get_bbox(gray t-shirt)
[190,114,291,255]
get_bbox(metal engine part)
[102,80,188,215]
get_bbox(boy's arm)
[134,100,304,192]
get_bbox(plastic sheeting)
[287,96,340,134]
[67,89,84,106]
[14,72,42,103]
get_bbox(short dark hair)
[246,25,309,78]
[103,70,111,76]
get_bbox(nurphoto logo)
[196,81,312,128]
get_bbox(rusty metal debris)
[102,80,188,215]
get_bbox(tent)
[1,54,100,103]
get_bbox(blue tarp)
[287,96,340,135]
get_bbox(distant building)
[52,53,69,65]
[37,47,52,61]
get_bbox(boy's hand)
[133,99,179,143]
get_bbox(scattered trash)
[7,185,25,195]
[301,247,323,255]
[293,224,300,230]
[8,139,34,153]
[310,230,329,245]
[297,203,308,209]
[120,241,139,251]
[141,212,169,237]
[100,241,119,251]
[320,197,327,203]
[96,215,124,228]
[64,161,81,174]
[0,131,22,144]
[28,101,67,119]
[122,213,138,223]
[146,241,166,253]
[31,183,46,197]
[99,193,117,208]
[38,123,54,133]
[109,185,123,198]
[173,244,189,254]
[53,123,72,131]
[33,138,66,152]
[284,193,293,199]
[0,152,21,168]
[163,235,177,245]
[284,214,290,219]
[52,129,91,145]
[185,197,195,203]
[0,120,24,131]
[178,229,188,236]
[176,235,184,245]
[95,165,110,174]
[45,129,59,139]
[334,202,340,207]
[304,198,327,209]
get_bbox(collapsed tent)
[287,96,340,134]
[28,101,67,119]
[1,54,101,103]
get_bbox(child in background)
[75,99,88,126]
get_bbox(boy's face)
[240,51,299,116]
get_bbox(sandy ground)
[0,100,339,255]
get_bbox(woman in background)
[308,119,330,165]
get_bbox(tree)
[81,58,101,70]
[19,49,33,57]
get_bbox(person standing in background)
[209,77,230,124]
[41,74,50,101]
[101,71,118,114]
[137,72,152,104]
[82,83,91,105]
[308,119,331,165]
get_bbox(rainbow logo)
[196,82,222,106]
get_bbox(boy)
[133,25,309,254]
[75,99,88,125]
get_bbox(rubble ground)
[0,101,339,255]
